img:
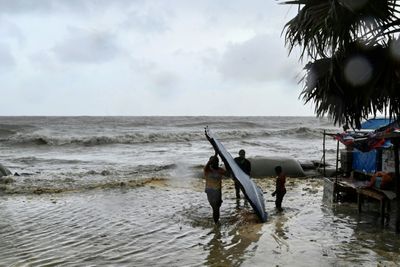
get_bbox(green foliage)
[281,0,400,128]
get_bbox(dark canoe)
[205,128,268,222]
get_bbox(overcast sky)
[0,0,314,116]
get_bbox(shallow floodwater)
[1,177,399,267]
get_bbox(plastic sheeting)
[360,118,393,130]
[352,149,377,173]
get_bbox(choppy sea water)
[1,116,399,266]
[0,116,338,193]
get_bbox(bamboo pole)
[336,139,339,183]
[323,130,326,177]
[394,139,400,233]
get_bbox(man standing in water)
[233,149,251,199]
[204,155,226,224]
[271,166,286,212]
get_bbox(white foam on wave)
[0,116,341,194]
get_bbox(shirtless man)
[204,155,226,223]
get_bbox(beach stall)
[322,118,400,230]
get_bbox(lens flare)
[344,56,372,86]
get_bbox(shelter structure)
[322,118,400,232]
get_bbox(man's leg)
[234,180,241,199]
[276,191,285,212]
[212,207,220,223]
[207,189,222,223]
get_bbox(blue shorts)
[205,188,222,209]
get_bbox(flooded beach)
[1,177,399,266]
[0,116,399,266]
[3,0,400,264]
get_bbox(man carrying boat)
[204,155,227,223]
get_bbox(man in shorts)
[204,155,226,223]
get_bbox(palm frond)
[281,0,400,128]
[282,0,400,59]
[300,42,400,128]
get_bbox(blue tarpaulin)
[352,149,377,173]
[360,118,393,130]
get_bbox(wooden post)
[381,199,386,225]
[393,139,400,233]
[323,130,326,177]
[336,139,339,183]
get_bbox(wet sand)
[1,177,399,266]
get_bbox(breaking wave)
[5,132,204,146]
[4,127,323,147]
[0,129,16,137]
[275,127,324,139]
[176,120,262,129]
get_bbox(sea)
[0,116,399,266]
[0,116,338,193]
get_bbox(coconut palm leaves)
[283,0,400,57]
[302,42,400,128]
[282,0,400,128]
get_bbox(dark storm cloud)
[53,27,121,64]
[0,0,84,14]
[0,0,314,116]
[218,34,300,83]
[0,0,141,14]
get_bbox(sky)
[0,0,315,116]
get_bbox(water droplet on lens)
[344,56,372,86]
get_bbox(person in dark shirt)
[233,149,251,199]
[271,166,286,212]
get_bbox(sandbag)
[249,157,305,178]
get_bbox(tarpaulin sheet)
[360,118,393,130]
[352,149,377,173]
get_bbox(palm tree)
[282,0,400,129]
[282,0,400,234]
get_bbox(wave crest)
[275,127,322,139]
[6,132,203,146]
[4,126,323,147]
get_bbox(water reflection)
[271,213,289,254]
[205,221,262,267]
[330,203,400,265]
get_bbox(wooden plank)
[358,188,385,201]
[357,188,388,225]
